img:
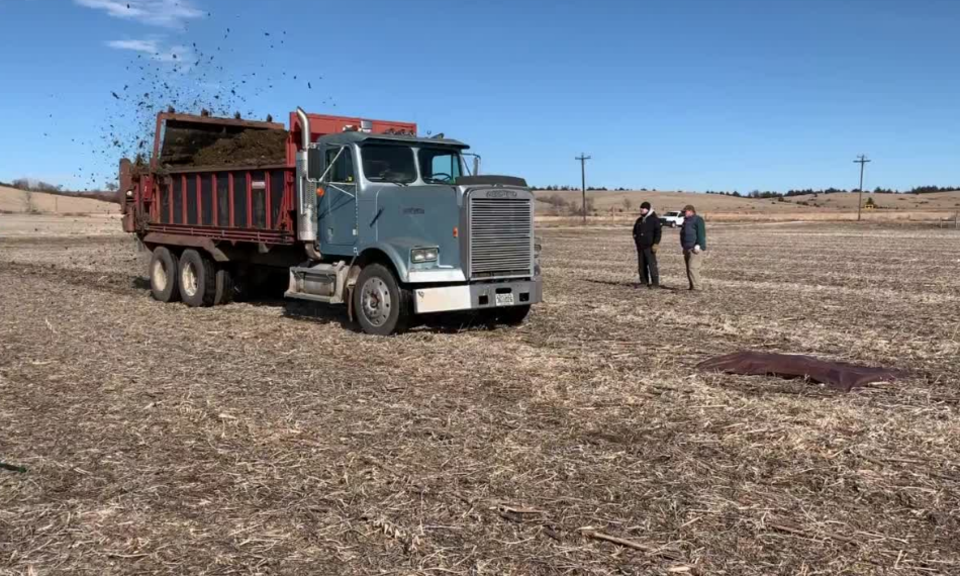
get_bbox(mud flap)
[346,286,355,322]
[119,158,136,233]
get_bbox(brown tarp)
[697,351,905,392]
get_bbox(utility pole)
[854,154,871,221]
[576,153,591,225]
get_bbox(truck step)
[285,291,338,304]
[285,261,349,305]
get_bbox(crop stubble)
[1,220,959,575]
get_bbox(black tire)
[149,246,180,303]
[214,264,236,306]
[353,263,411,336]
[178,249,216,307]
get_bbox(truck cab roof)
[317,131,469,150]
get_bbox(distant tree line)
[8,178,64,193]
[4,177,121,204]
[785,188,849,196]
[534,185,631,192]
[705,190,743,197]
[706,185,960,198]
[535,185,577,191]
[536,185,960,196]
[907,185,960,194]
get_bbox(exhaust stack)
[296,107,310,151]
[295,107,319,255]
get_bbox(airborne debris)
[84,16,329,190]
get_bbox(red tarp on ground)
[697,351,905,392]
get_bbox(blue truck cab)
[288,111,542,334]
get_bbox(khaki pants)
[684,250,703,290]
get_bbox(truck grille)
[469,196,533,279]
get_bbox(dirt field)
[2,216,960,575]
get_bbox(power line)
[854,154,872,221]
[576,153,591,225]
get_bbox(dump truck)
[120,108,542,334]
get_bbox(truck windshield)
[419,148,463,184]
[361,144,417,184]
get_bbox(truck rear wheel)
[214,265,235,306]
[149,246,180,303]
[178,249,217,307]
[353,264,411,336]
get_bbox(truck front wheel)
[149,246,180,303]
[353,264,411,336]
[178,249,217,307]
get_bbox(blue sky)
[0,0,958,191]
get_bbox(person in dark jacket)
[680,204,707,290]
[632,201,662,288]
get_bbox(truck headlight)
[411,247,439,263]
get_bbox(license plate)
[495,293,515,306]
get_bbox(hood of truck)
[357,182,535,283]
[365,184,464,282]
[455,175,528,188]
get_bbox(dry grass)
[539,211,960,227]
[535,189,960,223]
[2,218,960,574]
[536,189,819,214]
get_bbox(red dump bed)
[121,110,417,246]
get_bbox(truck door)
[318,145,359,253]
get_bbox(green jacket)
[680,215,706,251]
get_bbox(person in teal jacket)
[680,205,707,290]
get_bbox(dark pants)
[636,244,659,285]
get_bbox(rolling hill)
[0,185,118,215]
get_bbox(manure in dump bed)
[188,128,288,168]
[157,120,289,169]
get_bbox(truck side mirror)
[472,156,480,176]
[307,147,323,181]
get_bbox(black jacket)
[633,212,662,247]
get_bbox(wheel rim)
[181,261,198,298]
[360,277,391,327]
[152,259,168,292]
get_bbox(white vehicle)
[660,211,685,228]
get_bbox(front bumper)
[413,278,543,314]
